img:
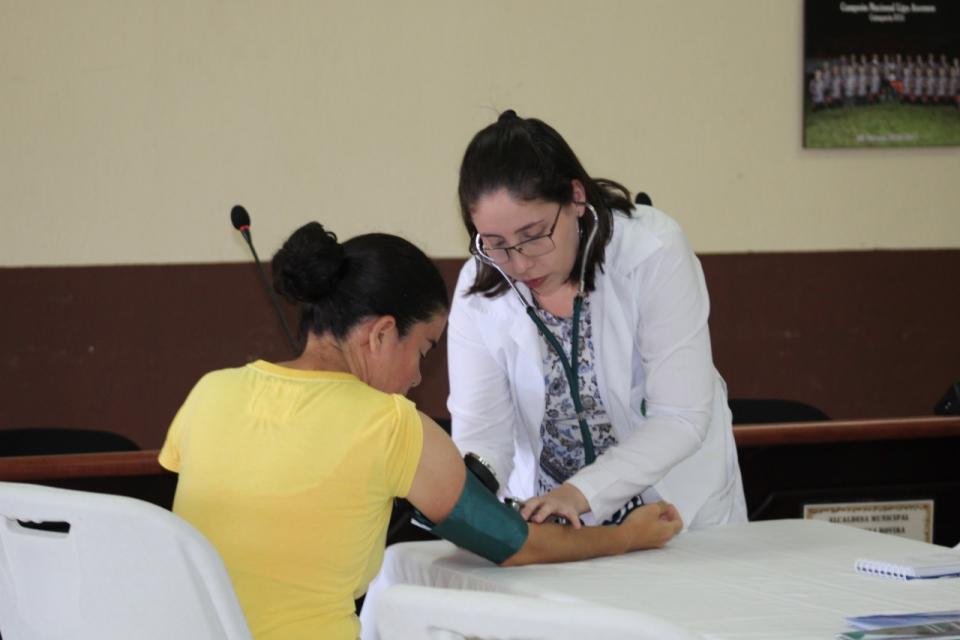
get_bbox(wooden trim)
[0,450,166,482]
[1,417,959,482]
[733,416,960,447]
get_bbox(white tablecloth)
[361,519,960,640]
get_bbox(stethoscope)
[472,202,601,465]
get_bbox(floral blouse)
[535,295,644,525]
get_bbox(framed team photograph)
[803,0,960,148]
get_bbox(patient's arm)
[501,500,681,567]
[406,413,682,567]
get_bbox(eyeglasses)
[473,204,562,265]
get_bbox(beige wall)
[2,0,958,267]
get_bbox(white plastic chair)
[0,482,251,640]
[375,584,704,640]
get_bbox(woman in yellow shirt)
[159,221,682,639]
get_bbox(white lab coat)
[447,206,746,528]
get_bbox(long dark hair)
[272,222,449,340]
[458,110,634,297]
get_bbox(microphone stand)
[240,231,299,357]
[232,207,300,357]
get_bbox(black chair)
[934,382,960,415]
[430,416,452,435]
[727,399,829,425]
[731,399,830,524]
[0,428,140,457]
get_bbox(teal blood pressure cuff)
[412,469,529,564]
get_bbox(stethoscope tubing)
[473,202,601,465]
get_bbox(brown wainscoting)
[1,249,958,449]
[703,250,959,421]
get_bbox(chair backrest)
[0,482,251,640]
[375,584,704,640]
[727,398,829,424]
[0,428,139,457]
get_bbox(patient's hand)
[620,501,683,550]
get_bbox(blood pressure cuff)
[412,469,529,564]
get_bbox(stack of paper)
[837,610,960,639]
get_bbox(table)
[361,519,960,640]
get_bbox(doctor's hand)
[520,483,589,529]
[620,501,683,550]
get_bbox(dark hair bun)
[498,109,519,122]
[272,222,347,304]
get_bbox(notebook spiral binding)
[855,559,911,580]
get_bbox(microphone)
[230,205,299,357]
[231,204,252,243]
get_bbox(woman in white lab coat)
[448,110,746,529]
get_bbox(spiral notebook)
[855,550,960,580]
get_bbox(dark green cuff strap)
[413,470,529,564]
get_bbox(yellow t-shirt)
[158,360,423,640]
